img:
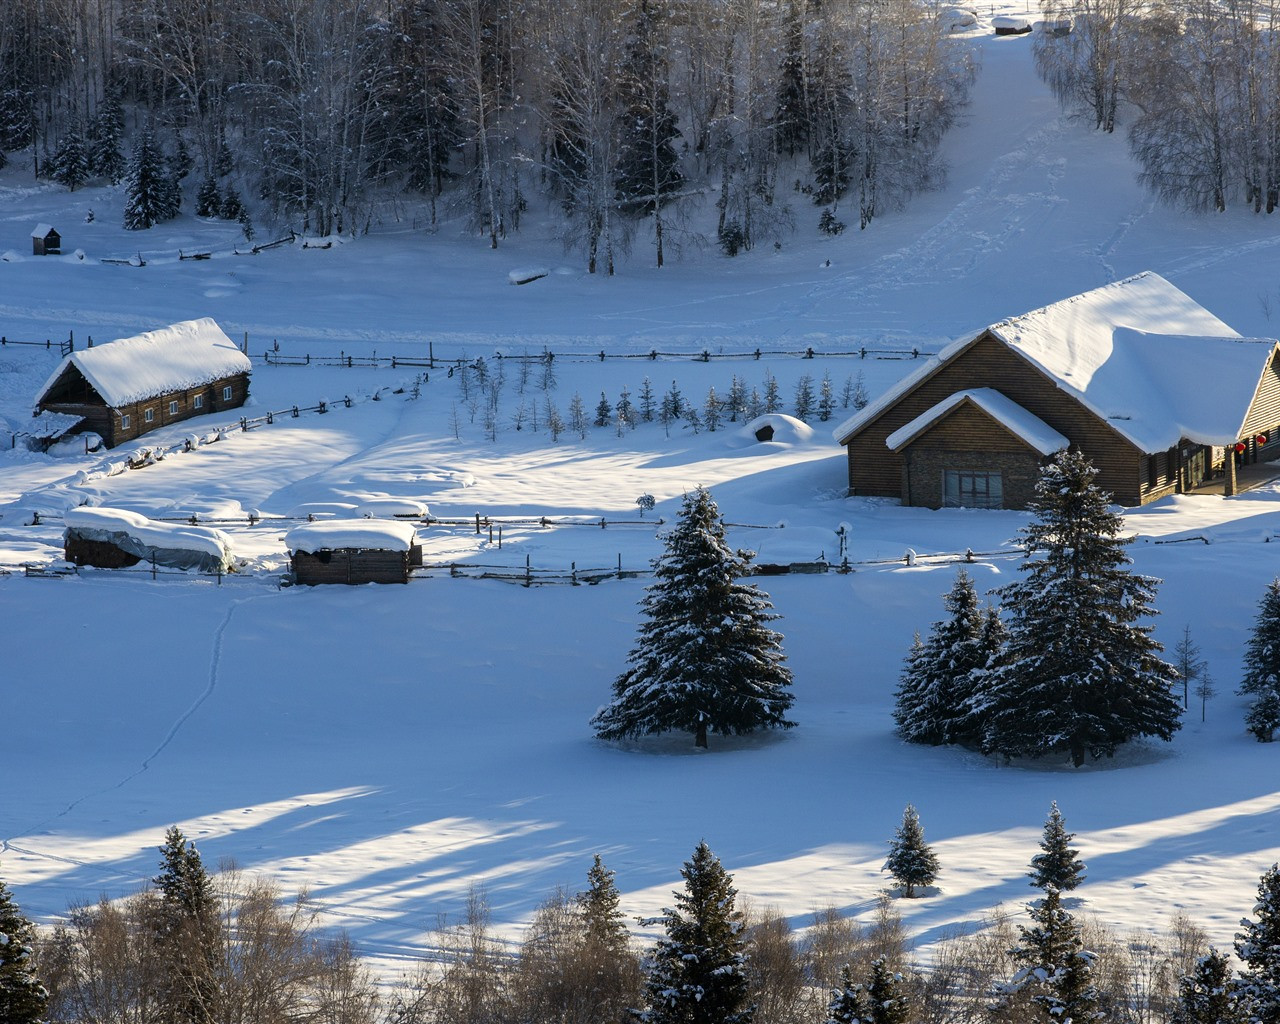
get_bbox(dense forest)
[0,0,974,269]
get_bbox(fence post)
[475,512,481,535]
[617,553,622,579]
[498,525,503,549]
[344,396,352,408]
[292,406,299,417]
[318,401,327,414]
[525,554,531,587]
[572,561,578,585]
[489,521,493,544]
[151,554,157,580]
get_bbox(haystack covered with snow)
[35,318,251,449]
[835,272,1280,507]
[64,506,234,572]
[286,519,421,585]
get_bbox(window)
[943,470,1003,509]
[144,408,154,423]
[120,414,130,430]
[222,385,233,401]
[169,400,179,415]
[193,394,203,410]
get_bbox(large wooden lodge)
[833,273,1280,509]
[34,318,251,449]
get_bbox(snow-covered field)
[4,16,1280,978]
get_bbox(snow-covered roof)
[886,388,1069,454]
[36,318,251,409]
[31,223,56,239]
[286,519,419,554]
[64,506,233,563]
[834,272,1278,452]
[27,411,85,439]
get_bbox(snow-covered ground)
[4,16,1280,979]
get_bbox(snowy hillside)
[4,19,1280,981]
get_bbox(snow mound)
[287,501,358,520]
[508,266,550,285]
[64,505,234,570]
[939,6,977,29]
[355,498,430,519]
[728,414,816,448]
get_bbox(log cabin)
[286,520,422,585]
[833,272,1280,508]
[33,318,251,448]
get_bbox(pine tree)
[794,374,815,422]
[580,855,629,959]
[884,804,939,898]
[763,372,781,414]
[704,386,722,432]
[154,825,218,1024]
[196,175,222,218]
[591,486,795,748]
[617,387,635,428]
[569,392,588,437]
[819,373,836,422]
[1029,802,1086,892]
[1005,887,1103,1024]
[1174,949,1243,1024]
[123,127,179,230]
[50,128,89,190]
[576,854,641,1021]
[220,185,244,222]
[639,377,656,422]
[864,957,911,1024]
[727,376,747,422]
[980,450,1182,767]
[0,875,48,1024]
[826,964,870,1024]
[662,380,684,420]
[595,391,613,428]
[893,570,1000,747]
[86,96,124,182]
[1241,580,1280,698]
[1246,690,1280,742]
[774,0,809,158]
[1237,865,1280,1023]
[641,842,752,1024]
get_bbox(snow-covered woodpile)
[34,318,251,449]
[285,519,421,585]
[63,506,234,572]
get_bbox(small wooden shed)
[286,519,422,585]
[32,224,61,255]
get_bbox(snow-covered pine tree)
[893,569,998,747]
[86,96,124,182]
[1236,864,1280,1022]
[613,0,684,268]
[591,486,795,748]
[617,387,635,428]
[727,375,747,421]
[1003,886,1103,1024]
[639,377,656,422]
[595,391,613,428]
[819,372,835,422]
[1246,690,1280,742]
[884,804,939,898]
[50,128,89,190]
[1240,580,1280,698]
[641,842,752,1024]
[154,825,218,1024]
[1174,949,1242,1024]
[704,386,722,431]
[864,957,911,1024]
[794,374,815,421]
[123,127,179,230]
[0,875,47,1024]
[763,371,781,413]
[568,392,588,436]
[980,450,1182,767]
[196,175,221,217]
[774,0,808,159]
[580,854,629,959]
[575,854,642,1019]
[826,964,870,1024]
[1029,802,1086,892]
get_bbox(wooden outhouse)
[833,272,1280,508]
[31,224,60,255]
[33,318,251,448]
[286,520,422,585]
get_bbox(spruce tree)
[704,386,722,431]
[774,0,809,158]
[1241,580,1280,698]
[595,391,613,428]
[641,842,752,1024]
[0,874,48,1024]
[826,964,870,1024]
[1246,691,1280,742]
[577,855,641,1023]
[894,570,1000,747]
[50,128,89,190]
[154,826,218,1024]
[980,450,1182,767]
[196,175,222,218]
[794,374,815,422]
[1005,887,1103,1024]
[591,486,795,749]
[86,96,124,182]
[1029,802,1086,892]
[865,957,911,1024]
[579,855,628,959]
[1174,949,1243,1024]
[884,804,939,898]
[819,373,836,422]
[639,377,656,422]
[1237,864,1280,1023]
[123,127,178,230]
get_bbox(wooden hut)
[833,272,1280,508]
[31,224,61,255]
[33,318,251,448]
[286,520,422,585]
[64,506,234,572]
